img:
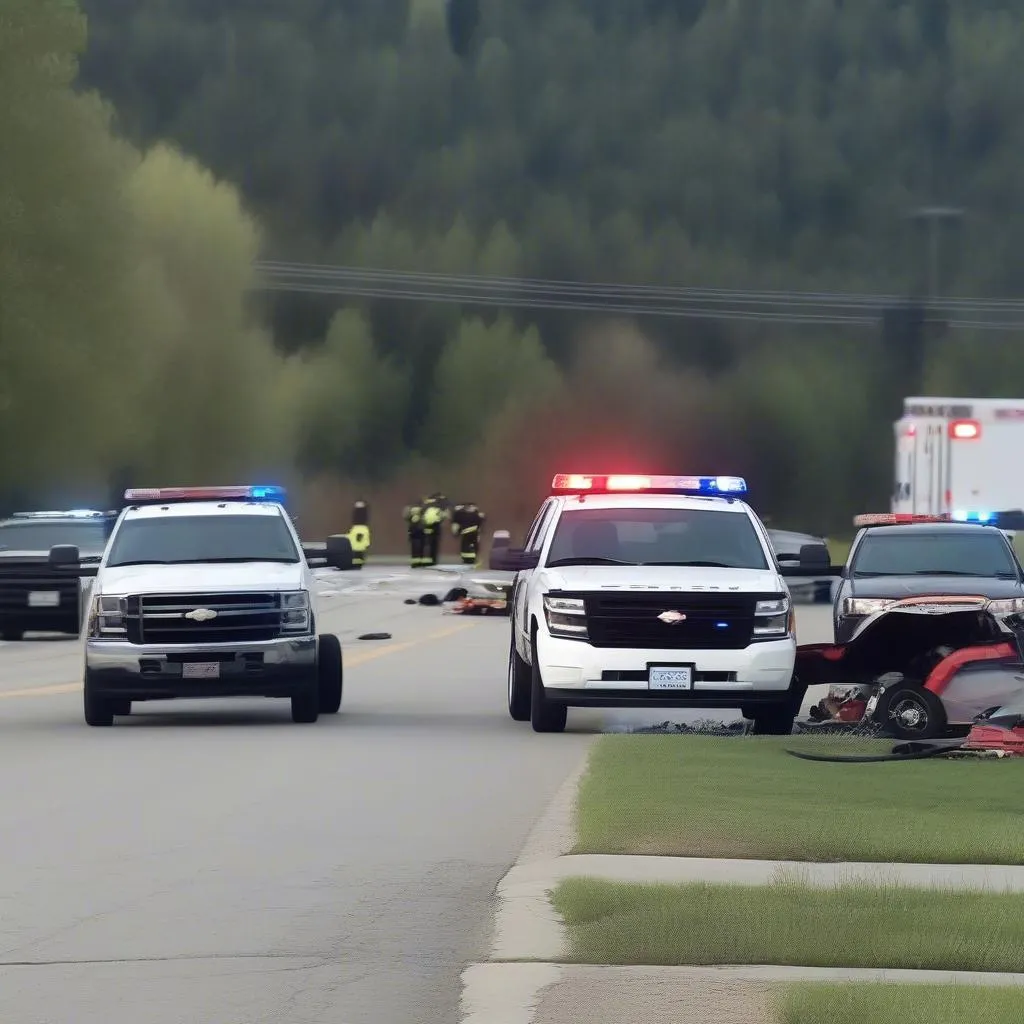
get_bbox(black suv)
[0,511,112,640]
[833,520,1024,644]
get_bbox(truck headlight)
[986,598,1024,615]
[543,595,588,640]
[281,590,311,632]
[753,595,792,638]
[88,594,127,639]
[843,598,893,616]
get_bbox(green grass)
[552,877,1024,973]
[573,735,1024,863]
[777,982,1024,1024]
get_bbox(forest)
[5,0,1024,542]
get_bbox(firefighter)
[421,493,449,567]
[346,499,371,569]
[404,499,425,567]
[451,502,486,567]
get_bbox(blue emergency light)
[952,510,994,523]
[550,474,747,496]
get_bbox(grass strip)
[776,981,1024,1024]
[551,877,1024,973]
[573,735,1024,863]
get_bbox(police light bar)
[951,510,995,523]
[11,509,107,519]
[853,513,954,527]
[551,474,747,496]
[124,485,287,504]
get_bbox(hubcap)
[892,697,927,732]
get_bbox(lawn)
[551,877,1024,973]
[573,735,1024,863]
[776,982,1024,1024]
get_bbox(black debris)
[357,632,392,640]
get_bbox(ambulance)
[892,397,1024,530]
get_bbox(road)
[0,568,833,1024]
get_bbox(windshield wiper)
[163,556,300,564]
[642,560,736,567]
[107,559,170,566]
[909,569,984,576]
[546,557,637,566]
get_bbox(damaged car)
[800,595,1024,740]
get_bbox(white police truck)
[55,485,343,727]
[501,473,830,734]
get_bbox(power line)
[251,261,1024,331]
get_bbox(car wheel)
[749,702,798,735]
[291,678,320,723]
[507,631,531,722]
[1,628,24,642]
[317,633,343,714]
[873,684,946,740]
[529,625,567,733]
[83,673,115,727]
[325,535,354,571]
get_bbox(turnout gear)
[421,494,448,567]
[404,500,426,567]
[346,500,371,568]
[451,503,486,566]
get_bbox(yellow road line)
[0,621,478,701]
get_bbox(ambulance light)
[551,474,747,496]
[949,419,980,440]
[123,485,287,503]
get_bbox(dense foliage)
[6,0,1024,536]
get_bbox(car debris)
[356,632,392,640]
[798,597,1024,740]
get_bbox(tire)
[873,684,947,740]
[111,699,132,716]
[1,628,24,642]
[325,535,354,571]
[529,625,567,733]
[750,702,798,735]
[83,672,115,727]
[507,631,531,721]
[317,633,343,714]
[290,678,320,723]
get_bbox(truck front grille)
[581,592,761,649]
[0,566,79,617]
[136,592,286,645]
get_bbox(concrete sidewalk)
[460,747,1024,1024]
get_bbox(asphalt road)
[0,568,833,1024]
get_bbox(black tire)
[1,627,24,641]
[111,699,132,716]
[84,673,115,727]
[507,631,531,721]
[325,534,354,571]
[530,625,567,733]
[873,684,947,740]
[750,702,798,735]
[317,633,343,714]
[291,678,320,723]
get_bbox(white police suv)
[503,474,830,734]
[60,485,343,727]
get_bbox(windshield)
[544,507,769,569]
[106,514,299,566]
[852,532,1018,577]
[0,520,107,553]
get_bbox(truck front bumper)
[85,636,317,700]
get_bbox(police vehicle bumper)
[84,636,316,700]
[533,630,797,709]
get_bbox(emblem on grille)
[657,610,687,624]
[185,607,218,622]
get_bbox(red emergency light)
[550,474,747,496]
[853,513,952,527]
[949,419,981,440]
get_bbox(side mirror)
[490,547,539,572]
[49,544,80,568]
[798,543,830,569]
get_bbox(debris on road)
[357,632,392,640]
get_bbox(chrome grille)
[137,592,286,644]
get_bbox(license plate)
[648,666,693,690]
[182,662,220,679]
[28,591,60,608]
